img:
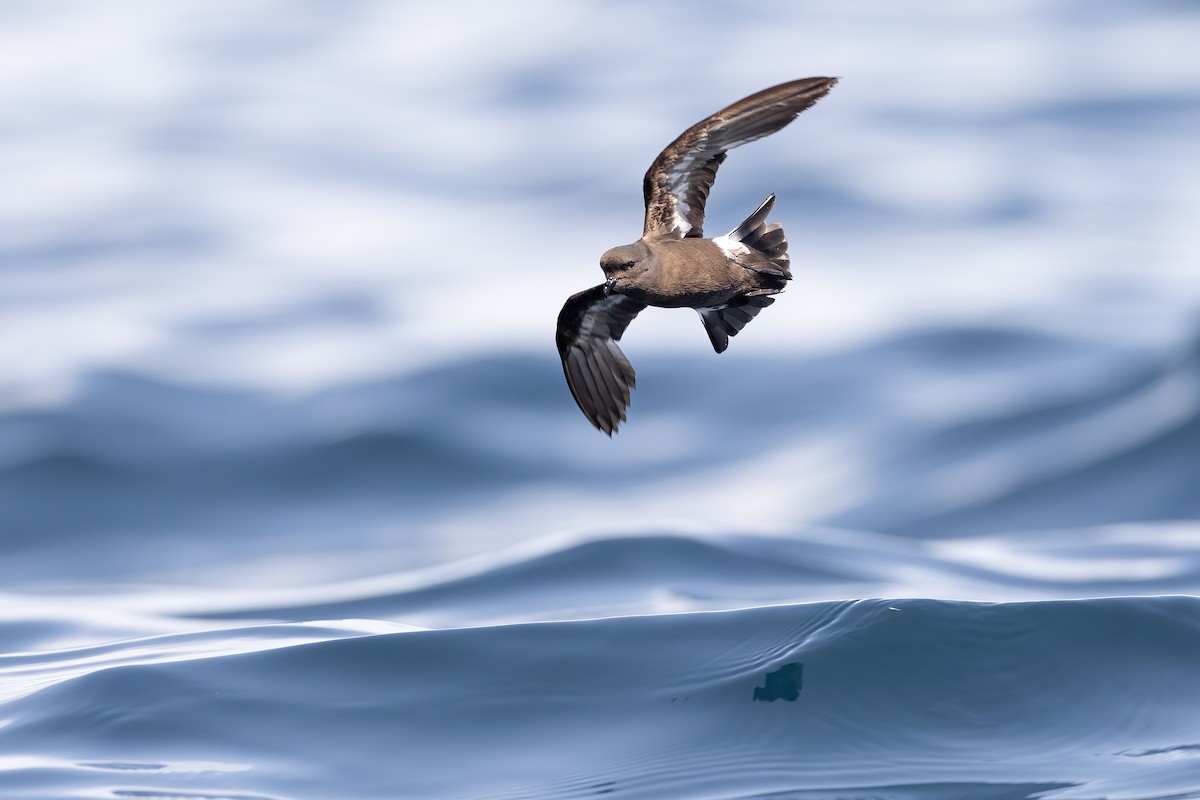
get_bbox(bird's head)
[599,241,651,294]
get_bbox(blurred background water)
[1,1,1199,798]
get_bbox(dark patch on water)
[753,662,803,702]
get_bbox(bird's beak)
[604,277,615,295]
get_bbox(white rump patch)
[713,234,751,259]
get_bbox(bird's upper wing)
[556,286,647,435]
[642,77,838,239]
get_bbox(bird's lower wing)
[556,286,647,435]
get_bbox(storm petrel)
[556,77,838,434]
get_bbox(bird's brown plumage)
[558,77,838,434]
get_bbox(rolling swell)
[174,523,1200,628]
[2,597,1199,799]
[1,322,1190,585]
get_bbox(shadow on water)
[753,662,803,702]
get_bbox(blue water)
[3,2,1200,798]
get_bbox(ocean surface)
[3,2,1200,798]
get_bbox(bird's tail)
[727,193,789,265]
[699,195,792,354]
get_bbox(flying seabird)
[556,77,838,434]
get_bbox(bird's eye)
[603,258,638,273]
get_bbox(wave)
[2,596,1199,799]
